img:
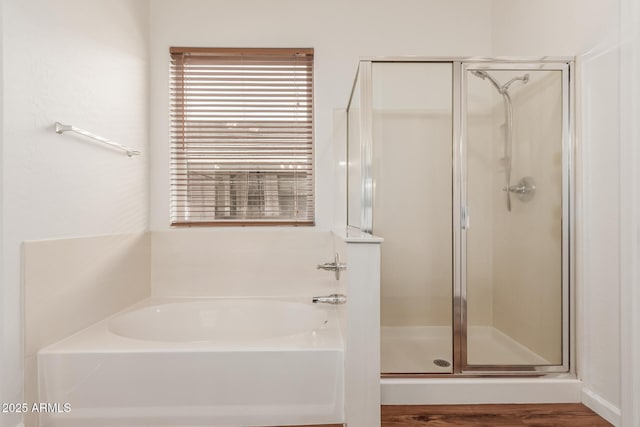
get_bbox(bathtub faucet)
[312,294,347,305]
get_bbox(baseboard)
[581,387,621,426]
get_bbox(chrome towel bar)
[54,122,141,157]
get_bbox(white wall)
[0,1,149,426]
[149,0,494,231]
[151,229,337,297]
[579,47,622,424]
[0,0,7,423]
[619,1,640,425]
[492,0,622,423]
[491,0,619,56]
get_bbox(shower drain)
[433,359,451,368]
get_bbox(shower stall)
[346,58,574,375]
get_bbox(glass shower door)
[370,62,454,374]
[462,63,570,372]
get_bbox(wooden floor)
[280,403,612,426]
[381,404,612,426]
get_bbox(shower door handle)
[461,206,470,230]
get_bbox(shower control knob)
[504,184,528,194]
[503,176,536,202]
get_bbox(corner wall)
[0,1,150,426]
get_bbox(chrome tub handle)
[316,253,347,280]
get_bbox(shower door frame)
[457,60,574,375]
[347,57,575,377]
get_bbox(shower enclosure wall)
[346,58,574,376]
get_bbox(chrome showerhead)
[470,69,502,93]
[471,70,530,94]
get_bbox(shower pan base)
[381,326,549,374]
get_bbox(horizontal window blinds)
[170,47,314,226]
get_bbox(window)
[170,47,314,226]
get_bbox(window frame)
[169,47,315,227]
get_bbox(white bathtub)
[38,298,344,427]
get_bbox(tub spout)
[312,294,347,305]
